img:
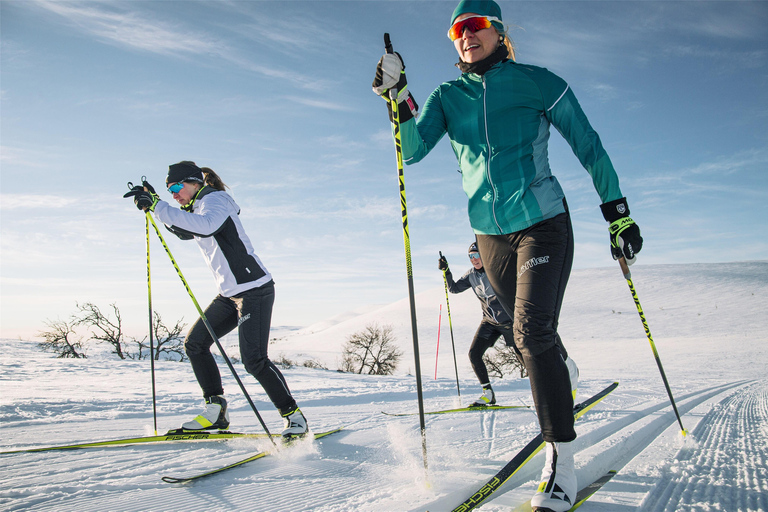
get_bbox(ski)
[450,382,619,512]
[161,427,343,484]
[0,429,277,455]
[382,404,529,416]
[569,470,617,511]
[512,470,618,511]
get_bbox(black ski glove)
[124,181,159,212]
[600,197,643,265]
[438,254,449,272]
[372,52,419,123]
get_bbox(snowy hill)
[1,261,766,511]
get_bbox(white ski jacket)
[153,187,272,297]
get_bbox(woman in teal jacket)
[373,1,642,510]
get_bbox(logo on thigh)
[237,313,251,327]
[517,255,550,278]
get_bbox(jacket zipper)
[482,77,503,233]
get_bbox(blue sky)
[2,1,767,340]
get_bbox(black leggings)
[476,212,575,442]
[468,319,515,385]
[184,283,297,414]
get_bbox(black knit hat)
[468,242,479,254]
[167,161,204,186]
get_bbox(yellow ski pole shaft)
[145,213,158,435]
[439,253,461,402]
[385,32,428,473]
[618,257,687,436]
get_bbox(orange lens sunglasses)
[448,15,501,41]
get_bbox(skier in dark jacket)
[125,161,307,437]
[441,243,577,408]
[373,1,642,509]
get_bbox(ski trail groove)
[638,379,768,512]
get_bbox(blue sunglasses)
[167,182,185,194]
[469,252,481,260]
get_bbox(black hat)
[167,161,204,186]
[468,242,479,254]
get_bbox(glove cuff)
[600,197,630,223]
[387,92,418,123]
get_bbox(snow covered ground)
[1,261,766,511]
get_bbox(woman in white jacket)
[127,161,307,437]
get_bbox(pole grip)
[384,33,393,54]
[618,257,631,279]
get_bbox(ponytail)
[200,167,228,191]
[503,34,516,62]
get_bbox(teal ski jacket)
[399,60,623,235]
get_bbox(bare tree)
[76,302,127,359]
[483,345,527,379]
[341,324,402,375]
[37,318,87,358]
[130,311,187,361]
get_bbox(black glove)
[123,181,159,212]
[438,254,449,271]
[372,52,419,123]
[600,197,643,265]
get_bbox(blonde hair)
[200,167,228,191]
[502,34,516,61]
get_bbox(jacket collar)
[181,185,216,212]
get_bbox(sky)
[1,0,767,340]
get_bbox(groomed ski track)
[3,262,767,511]
[417,379,765,511]
[3,377,766,511]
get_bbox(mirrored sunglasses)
[469,252,481,260]
[167,182,185,194]
[448,15,501,41]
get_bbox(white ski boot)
[531,441,577,512]
[471,385,496,407]
[565,357,579,400]
[181,395,229,430]
[280,407,308,438]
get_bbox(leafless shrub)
[340,323,402,375]
[483,344,527,379]
[37,319,86,358]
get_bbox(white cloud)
[29,0,322,89]
[282,95,358,112]
[0,194,79,209]
[33,0,222,56]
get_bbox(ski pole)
[145,213,158,436]
[439,251,462,402]
[142,205,276,445]
[618,257,687,436]
[384,32,428,472]
[434,304,442,380]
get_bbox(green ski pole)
[618,257,687,436]
[145,213,158,435]
[439,251,461,403]
[384,32,428,473]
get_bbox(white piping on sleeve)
[547,85,570,112]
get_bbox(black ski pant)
[469,319,516,385]
[476,211,575,443]
[184,282,297,415]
